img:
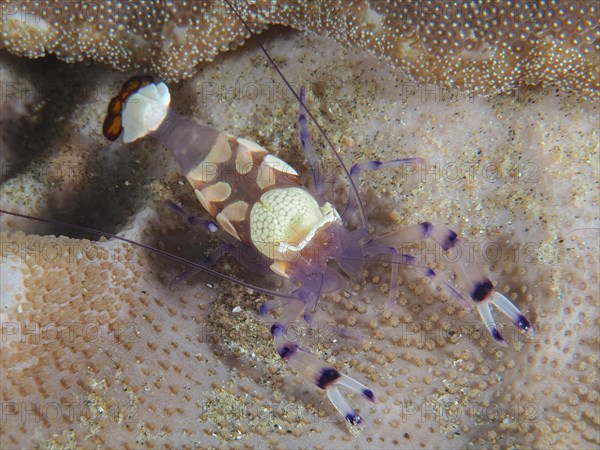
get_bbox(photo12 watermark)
[396,400,540,425]
[1,321,141,345]
[1,400,139,425]
[1,238,141,266]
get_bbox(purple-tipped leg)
[263,296,376,427]
[170,243,235,287]
[166,200,272,283]
[476,290,534,345]
[166,200,219,232]
[363,243,472,310]
[373,222,534,345]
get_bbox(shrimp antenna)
[0,209,297,300]
[223,0,369,230]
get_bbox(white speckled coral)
[1,31,598,448]
[1,1,598,99]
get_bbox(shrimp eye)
[102,75,160,141]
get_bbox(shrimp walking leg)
[361,243,471,310]
[372,223,534,344]
[264,292,376,427]
[170,243,236,286]
[167,201,272,280]
[166,200,219,232]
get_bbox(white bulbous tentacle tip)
[122,82,171,143]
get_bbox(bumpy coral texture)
[0,26,599,450]
[1,0,598,99]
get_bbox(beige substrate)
[1,32,598,448]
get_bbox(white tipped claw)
[326,380,374,428]
[477,292,534,345]
[320,372,376,426]
[477,302,508,346]
[327,387,363,426]
[491,291,534,337]
[337,373,376,403]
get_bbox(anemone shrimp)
[94,33,533,428]
[0,5,540,442]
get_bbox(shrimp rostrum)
[102,75,534,427]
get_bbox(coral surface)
[1,0,598,98]
[1,28,599,450]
